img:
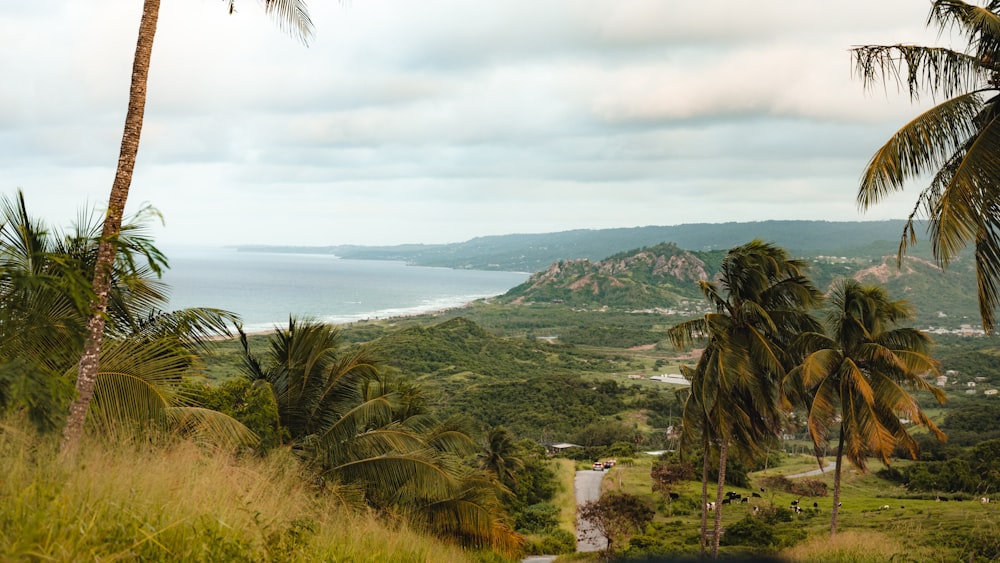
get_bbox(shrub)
[524,528,575,555]
[514,503,560,534]
[721,516,776,548]
[759,474,827,497]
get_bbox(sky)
[0,0,955,248]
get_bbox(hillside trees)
[783,279,946,536]
[237,318,522,555]
[669,240,823,558]
[853,0,1000,333]
[63,0,314,453]
[0,192,250,445]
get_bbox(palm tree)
[63,0,315,453]
[853,0,1000,334]
[0,191,251,445]
[784,279,947,536]
[478,426,525,491]
[238,318,523,555]
[669,240,822,558]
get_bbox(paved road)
[786,461,836,479]
[575,469,608,552]
[521,468,606,562]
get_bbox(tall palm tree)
[784,279,947,536]
[238,318,523,555]
[63,0,315,453]
[669,240,822,559]
[853,0,1000,334]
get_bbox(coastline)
[210,296,497,341]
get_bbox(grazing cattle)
[669,492,680,500]
[790,499,800,507]
[751,492,761,498]
[793,505,802,514]
[721,498,731,505]
[982,497,990,504]
[752,505,760,514]
[880,505,890,510]
[706,502,716,511]
[740,497,749,504]
[813,502,818,508]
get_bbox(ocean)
[160,247,529,333]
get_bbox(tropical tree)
[578,492,654,554]
[0,191,251,446]
[63,0,315,453]
[669,240,822,558]
[853,0,1000,334]
[783,279,947,536]
[238,318,523,555]
[478,426,525,492]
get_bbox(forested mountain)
[238,220,921,272]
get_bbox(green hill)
[497,242,716,309]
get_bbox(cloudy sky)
[1,1,952,248]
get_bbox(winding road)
[786,461,836,479]
[522,468,607,563]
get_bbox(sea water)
[160,247,529,333]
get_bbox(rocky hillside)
[494,242,981,326]
[497,242,716,309]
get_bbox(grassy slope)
[0,422,492,563]
[590,454,1000,562]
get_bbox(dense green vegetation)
[8,194,1000,561]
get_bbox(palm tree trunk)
[711,433,730,559]
[61,0,161,455]
[829,424,845,537]
[700,433,710,558]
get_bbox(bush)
[524,528,575,555]
[759,474,827,497]
[789,478,827,497]
[721,516,777,548]
[514,503,560,534]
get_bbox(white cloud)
[0,0,959,247]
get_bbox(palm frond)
[930,0,1000,63]
[262,0,314,44]
[166,406,259,448]
[859,92,984,209]
[852,44,986,101]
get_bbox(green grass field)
[559,453,1000,562]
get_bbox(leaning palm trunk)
[711,434,730,559]
[62,0,160,455]
[829,426,846,537]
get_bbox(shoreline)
[208,297,495,341]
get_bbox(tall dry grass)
[0,420,483,562]
[551,458,579,537]
[779,529,909,562]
